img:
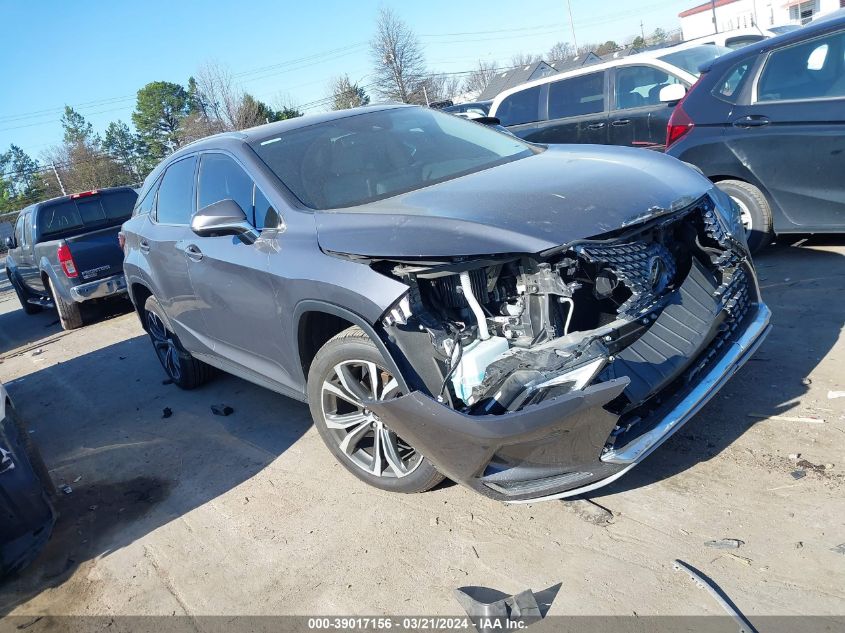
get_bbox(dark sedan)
[665,14,845,252]
[121,105,769,502]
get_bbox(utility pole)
[711,0,719,34]
[422,85,430,107]
[640,20,646,42]
[566,0,578,51]
[50,163,66,196]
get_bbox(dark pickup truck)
[4,187,138,330]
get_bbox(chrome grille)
[576,241,677,316]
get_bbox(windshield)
[250,107,534,210]
[659,44,732,76]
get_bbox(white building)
[679,0,844,40]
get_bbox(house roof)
[477,61,558,100]
[679,0,739,18]
[597,47,643,62]
[548,52,602,73]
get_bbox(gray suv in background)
[121,105,770,502]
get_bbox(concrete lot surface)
[0,239,843,622]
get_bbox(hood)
[315,144,713,258]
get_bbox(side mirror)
[5,236,16,250]
[659,83,687,103]
[191,199,258,244]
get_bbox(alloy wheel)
[320,359,422,478]
[146,310,182,381]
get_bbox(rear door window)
[496,86,542,126]
[713,60,753,102]
[14,215,25,245]
[757,30,845,101]
[548,71,606,119]
[134,179,160,216]
[23,213,32,246]
[155,157,197,225]
[614,66,682,109]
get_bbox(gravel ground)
[0,239,843,623]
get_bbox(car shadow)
[0,294,135,357]
[585,236,845,500]
[0,332,312,614]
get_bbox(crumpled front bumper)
[368,302,771,503]
[69,273,127,303]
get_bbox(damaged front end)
[366,192,770,502]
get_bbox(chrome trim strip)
[69,273,127,302]
[508,302,771,504]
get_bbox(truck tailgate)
[65,225,124,282]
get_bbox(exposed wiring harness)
[438,323,464,402]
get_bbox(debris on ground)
[791,470,807,480]
[72,475,82,483]
[704,538,745,550]
[796,459,831,474]
[562,499,614,525]
[31,348,43,356]
[725,552,753,566]
[831,544,845,555]
[454,583,560,633]
[788,453,801,460]
[828,391,845,400]
[211,404,234,416]
[673,559,758,633]
[162,407,172,419]
[749,413,825,424]
[60,484,72,495]
[802,377,812,386]
[161,378,173,385]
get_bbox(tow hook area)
[366,378,629,501]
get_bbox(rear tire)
[716,180,774,255]
[7,271,41,315]
[143,295,215,390]
[307,326,444,494]
[48,277,83,330]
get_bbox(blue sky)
[0,0,693,159]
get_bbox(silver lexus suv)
[121,105,770,503]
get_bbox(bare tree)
[463,60,499,96]
[510,52,541,67]
[370,7,427,104]
[422,74,464,103]
[546,41,575,61]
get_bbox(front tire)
[307,327,444,494]
[143,296,214,390]
[716,180,774,255]
[48,277,83,330]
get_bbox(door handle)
[612,119,631,127]
[185,244,203,262]
[587,122,607,130]
[139,239,150,254]
[733,116,770,128]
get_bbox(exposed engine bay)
[377,196,753,445]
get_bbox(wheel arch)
[128,281,154,329]
[294,300,410,393]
